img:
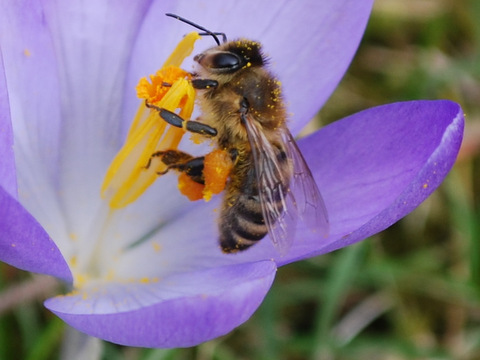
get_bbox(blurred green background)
[1,0,479,359]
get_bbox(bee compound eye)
[213,53,239,68]
[209,52,242,71]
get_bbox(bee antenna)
[165,13,227,46]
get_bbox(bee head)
[194,40,266,75]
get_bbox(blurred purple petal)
[0,187,72,281]
[0,52,16,196]
[46,261,276,347]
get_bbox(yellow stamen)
[101,32,201,208]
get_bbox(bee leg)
[145,101,217,137]
[169,156,205,184]
[145,149,192,170]
[146,149,205,184]
[191,79,218,89]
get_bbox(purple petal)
[0,1,154,267]
[0,0,151,182]
[0,52,16,197]
[45,261,276,347]
[0,15,71,282]
[0,186,72,282]
[123,0,374,134]
[0,1,73,258]
[0,1,63,185]
[282,100,464,264]
[37,1,153,232]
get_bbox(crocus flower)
[0,0,463,348]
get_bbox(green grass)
[1,0,479,359]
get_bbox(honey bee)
[147,14,329,253]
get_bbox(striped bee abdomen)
[219,192,268,253]
[218,148,290,253]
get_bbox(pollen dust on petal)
[152,241,162,252]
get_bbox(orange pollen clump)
[177,149,233,202]
[203,149,233,200]
[136,66,191,106]
[178,173,204,201]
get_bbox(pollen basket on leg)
[101,32,200,209]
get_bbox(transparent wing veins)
[280,128,329,237]
[242,114,329,254]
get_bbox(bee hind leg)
[146,149,205,184]
[145,102,217,138]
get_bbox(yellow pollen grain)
[69,232,78,241]
[152,242,162,252]
[190,133,205,144]
[203,190,213,202]
[66,290,80,298]
[106,270,115,281]
[74,273,89,289]
[70,256,77,267]
[423,183,428,189]
[23,49,31,57]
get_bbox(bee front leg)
[158,79,218,89]
[145,102,217,137]
[146,149,205,184]
[191,79,218,89]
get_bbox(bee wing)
[280,127,329,238]
[242,114,297,253]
